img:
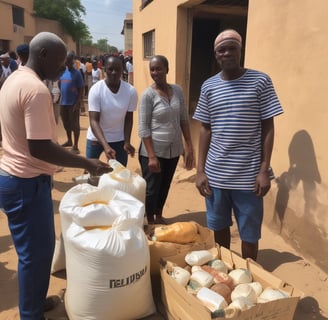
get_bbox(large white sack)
[52,184,145,274]
[60,183,145,230]
[64,213,156,320]
[51,233,65,273]
[98,159,146,203]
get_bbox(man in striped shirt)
[193,29,283,260]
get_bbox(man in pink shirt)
[0,32,111,320]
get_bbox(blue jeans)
[86,139,128,166]
[0,170,55,320]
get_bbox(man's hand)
[85,159,112,176]
[254,170,271,197]
[196,172,212,197]
[103,145,116,161]
[124,142,135,157]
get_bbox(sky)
[80,0,133,51]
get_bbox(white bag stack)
[51,165,146,274]
[98,159,146,203]
[59,184,156,320]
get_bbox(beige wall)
[123,13,133,54]
[133,0,186,93]
[35,18,76,52]
[133,0,328,273]
[132,0,189,147]
[246,0,328,272]
[0,0,35,50]
[0,0,75,53]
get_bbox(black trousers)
[139,155,179,219]
[60,105,80,133]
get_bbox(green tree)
[96,39,108,52]
[108,46,118,54]
[94,39,118,54]
[34,0,91,52]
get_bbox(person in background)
[44,79,61,124]
[138,55,194,224]
[16,44,29,66]
[193,29,283,260]
[85,55,93,97]
[0,51,18,145]
[0,52,14,80]
[86,55,137,167]
[74,53,81,70]
[91,59,103,86]
[0,31,111,320]
[119,53,128,81]
[79,56,87,115]
[59,51,84,154]
[96,56,103,71]
[126,55,134,85]
[9,50,18,71]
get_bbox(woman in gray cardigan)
[138,55,194,224]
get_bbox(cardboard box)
[148,223,215,275]
[160,246,303,320]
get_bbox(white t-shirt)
[92,68,102,84]
[126,61,133,73]
[80,63,86,73]
[87,79,138,142]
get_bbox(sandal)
[61,141,72,147]
[71,147,80,154]
[44,295,60,312]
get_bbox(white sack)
[64,216,156,320]
[52,184,145,274]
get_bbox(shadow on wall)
[270,130,328,272]
[272,130,321,233]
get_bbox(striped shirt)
[193,69,283,190]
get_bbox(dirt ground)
[0,112,327,320]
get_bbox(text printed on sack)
[109,266,148,288]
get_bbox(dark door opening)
[189,14,248,115]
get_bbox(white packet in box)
[196,287,228,312]
[185,250,213,266]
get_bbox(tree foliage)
[34,0,91,42]
[91,39,118,54]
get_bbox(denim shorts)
[205,188,263,243]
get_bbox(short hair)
[150,55,169,71]
[16,44,29,55]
